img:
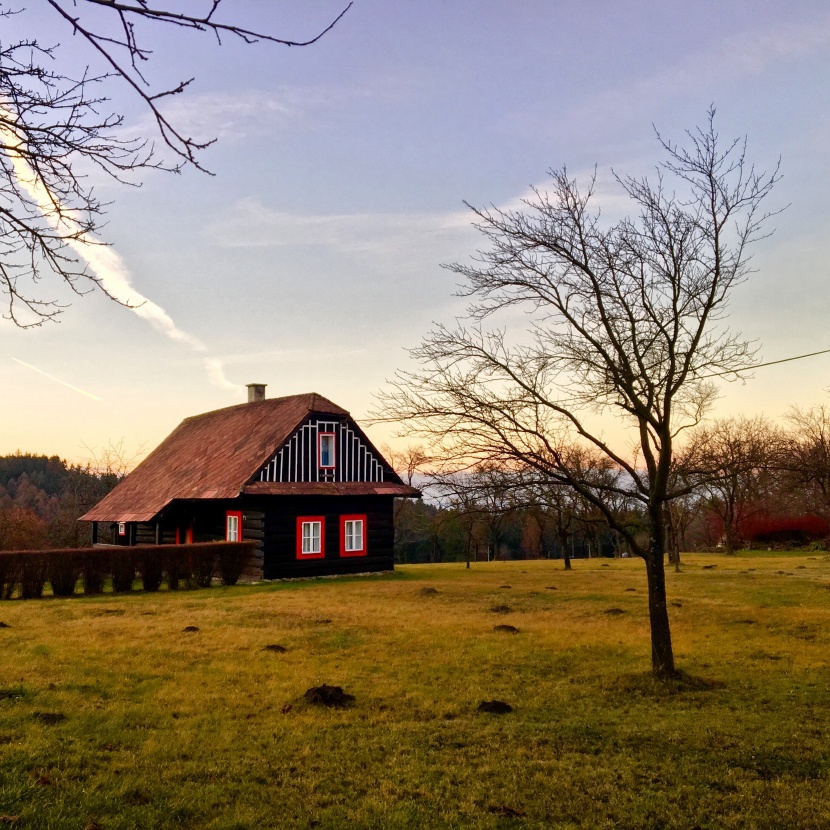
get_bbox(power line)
[702,347,830,379]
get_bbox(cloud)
[514,14,830,139]
[0,114,243,394]
[208,197,473,252]
[209,168,638,260]
[121,80,402,146]
[204,357,245,391]
[12,358,103,401]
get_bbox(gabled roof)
[81,393,416,523]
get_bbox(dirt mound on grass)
[493,624,520,634]
[490,604,512,614]
[489,804,526,817]
[32,712,65,726]
[303,685,355,707]
[477,700,513,714]
[263,644,287,653]
[604,607,626,615]
[0,622,9,628]
[419,587,439,596]
[182,625,200,633]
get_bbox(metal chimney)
[246,383,266,403]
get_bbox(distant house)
[80,387,420,579]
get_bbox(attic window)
[318,432,335,469]
[297,516,325,559]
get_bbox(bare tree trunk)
[666,507,681,572]
[645,512,675,676]
[723,501,737,555]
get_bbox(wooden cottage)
[80,388,420,579]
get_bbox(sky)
[2,0,830,467]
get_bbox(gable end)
[254,416,393,484]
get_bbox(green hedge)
[0,542,256,599]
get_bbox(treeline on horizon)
[0,453,120,551]
[392,408,830,566]
[5,404,830,563]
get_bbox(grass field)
[2,553,830,829]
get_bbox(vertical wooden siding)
[256,418,388,484]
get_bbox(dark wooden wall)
[92,495,394,581]
[255,494,394,579]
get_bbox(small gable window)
[297,516,325,559]
[226,511,242,542]
[340,514,366,557]
[318,432,335,469]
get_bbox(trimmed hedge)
[0,542,256,599]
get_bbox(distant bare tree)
[377,111,779,676]
[428,463,519,567]
[681,416,783,554]
[0,1,350,325]
[516,444,626,569]
[783,405,830,522]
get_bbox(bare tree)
[428,463,519,567]
[680,416,783,555]
[516,444,626,569]
[783,405,830,522]
[376,111,779,676]
[0,1,350,325]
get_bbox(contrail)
[0,114,240,392]
[12,358,103,401]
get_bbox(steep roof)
[81,393,415,523]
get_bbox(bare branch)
[0,1,351,323]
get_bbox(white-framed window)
[340,514,367,557]
[118,522,126,536]
[226,511,242,542]
[297,516,325,558]
[318,432,335,468]
[344,519,363,552]
[302,521,321,553]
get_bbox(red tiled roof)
[81,393,376,522]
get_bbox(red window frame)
[318,432,336,469]
[296,516,325,559]
[226,511,243,542]
[340,514,367,557]
[118,522,126,537]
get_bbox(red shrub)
[741,514,829,545]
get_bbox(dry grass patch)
[1,555,830,827]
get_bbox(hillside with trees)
[0,453,121,550]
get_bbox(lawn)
[2,553,830,829]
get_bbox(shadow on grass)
[608,669,726,697]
